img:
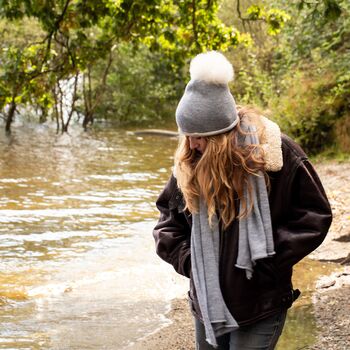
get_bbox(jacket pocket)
[254,257,279,288]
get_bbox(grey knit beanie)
[176,51,238,137]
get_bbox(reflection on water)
[0,124,338,349]
[277,259,339,349]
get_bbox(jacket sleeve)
[274,159,332,272]
[153,175,192,278]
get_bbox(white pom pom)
[189,51,234,84]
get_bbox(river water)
[0,124,188,350]
[0,124,336,350]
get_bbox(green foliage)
[297,0,342,21]
[245,5,291,35]
[269,0,350,153]
[93,44,179,125]
[0,0,251,132]
[271,69,338,152]
[225,0,349,154]
[1,0,347,157]
[0,41,47,108]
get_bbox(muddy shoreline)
[308,161,350,350]
[129,161,350,350]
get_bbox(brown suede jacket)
[153,134,332,326]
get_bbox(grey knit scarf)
[190,124,275,347]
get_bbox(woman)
[153,51,332,349]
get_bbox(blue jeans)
[195,309,287,350]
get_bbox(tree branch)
[42,0,72,68]
[64,72,79,131]
[91,48,114,111]
[236,0,265,25]
[237,0,248,31]
[192,0,199,49]
[82,71,89,116]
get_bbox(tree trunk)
[39,106,48,123]
[82,49,113,131]
[52,87,61,133]
[82,111,94,131]
[63,72,79,133]
[5,100,16,134]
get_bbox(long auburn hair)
[174,106,268,229]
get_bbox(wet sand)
[130,161,350,350]
[128,298,194,350]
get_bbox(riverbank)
[308,160,350,350]
[130,160,350,350]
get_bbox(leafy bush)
[270,67,348,153]
[93,44,182,125]
[225,0,350,154]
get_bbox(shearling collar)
[259,116,283,172]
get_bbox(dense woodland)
[0,0,349,155]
